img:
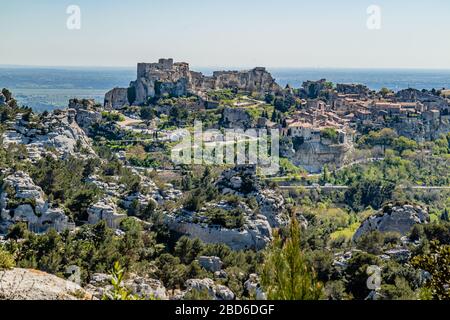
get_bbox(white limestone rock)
[87,198,127,228]
[184,278,235,300]
[244,274,267,300]
[0,268,92,300]
[0,171,71,234]
[104,88,129,109]
[353,204,429,241]
[198,256,223,273]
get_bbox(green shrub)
[0,248,15,270]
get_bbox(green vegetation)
[0,247,15,270]
[321,128,339,143]
[261,218,323,300]
[411,241,450,300]
[101,111,125,122]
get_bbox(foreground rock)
[0,268,92,300]
[353,204,429,241]
[183,278,235,300]
[86,273,168,300]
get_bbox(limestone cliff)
[281,136,352,173]
[104,58,281,108]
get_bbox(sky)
[1,0,450,69]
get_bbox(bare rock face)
[212,67,280,93]
[87,198,127,229]
[166,215,272,251]
[104,87,129,109]
[167,165,287,250]
[68,99,102,134]
[221,107,254,129]
[0,268,92,300]
[198,256,223,273]
[184,278,235,300]
[353,204,429,241]
[281,136,352,173]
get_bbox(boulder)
[184,278,235,300]
[353,204,429,241]
[244,274,267,300]
[124,276,168,300]
[198,256,223,273]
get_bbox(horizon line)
[1,63,450,72]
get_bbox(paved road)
[278,184,450,190]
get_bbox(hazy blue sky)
[1,0,449,68]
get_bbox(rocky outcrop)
[106,58,281,108]
[68,99,102,134]
[301,79,329,99]
[198,256,223,273]
[0,93,6,106]
[221,107,254,129]
[166,215,272,250]
[353,204,429,241]
[86,273,168,300]
[281,136,352,173]
[217,165,287,227]
[167,165,287,250]
[0,171,71,234]
[211,67,280,93]
[244,274,267,300]
[0,268,92,300]
[184,278,234,300]
[104,88,129,110]
[87,198,127,229]
[1,109,96,161]
[216,165,261,195]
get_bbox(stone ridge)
[104,58,281,109]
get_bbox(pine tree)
[260,217,323,300]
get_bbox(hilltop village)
[1,59,450,300]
